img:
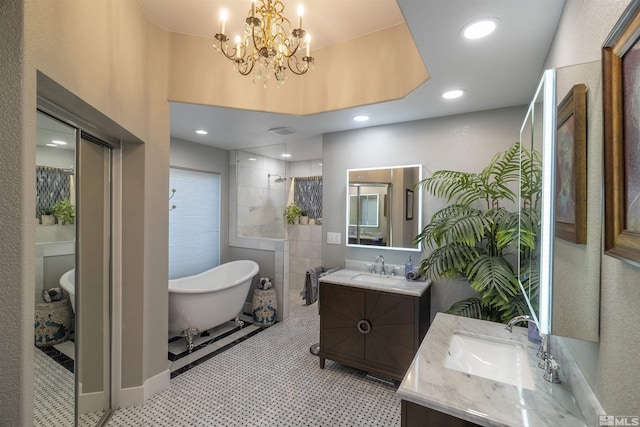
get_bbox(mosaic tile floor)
[168,314,263,377]
[107,298,401,426]
[34,347,75,427]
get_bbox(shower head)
[268,173,286,183]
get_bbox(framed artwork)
[405,188,414,220]
[603,1,640,264]
[555,83,587,244]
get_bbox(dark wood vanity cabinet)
[401,401,482,427]
[318,282,431,381]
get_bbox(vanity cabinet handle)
[357,319,372,334]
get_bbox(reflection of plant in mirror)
[52,198,75,225]
[284,203,302,224]
[415,141,542,322]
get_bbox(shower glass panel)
[234,144,287,240]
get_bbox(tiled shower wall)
[287,224,322,293]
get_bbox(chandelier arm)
[286,56,312,75]
[220,42,242,61]
[236,55,256,76]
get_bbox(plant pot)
[41,215,55,226]
[309,218,316,225]
[299,216,309,225]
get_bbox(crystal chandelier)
[214,0,315,87]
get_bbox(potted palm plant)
[415,141,541,322]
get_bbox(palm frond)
[466,255,519,303]
[418,170,487,206]
[419,244,479,279]
[416,205,486,248]
[446,297,502,322]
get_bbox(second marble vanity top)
[319,268,431,297]
[397,313,587,427]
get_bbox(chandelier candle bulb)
[297,5,303,29]
[251,0,256,18]
[306,34,310,57]
[235,35,242,57]
[220,9,227,35]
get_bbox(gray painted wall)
[543,0,640,415]
[322,106,527,321]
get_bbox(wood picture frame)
[405,188,414,220]
[555,83,587,243]
[603,1,640,264]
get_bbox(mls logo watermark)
[600,415,640,426]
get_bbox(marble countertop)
[397,313,587,427]
[319,268,431,297]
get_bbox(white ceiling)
[150,1,566,160]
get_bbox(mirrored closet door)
[34,110,112,427]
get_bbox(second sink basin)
[350,272,404,286]
[444,330,535,390]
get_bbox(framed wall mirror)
[346,165,422,251]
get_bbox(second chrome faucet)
[374,255,386,275]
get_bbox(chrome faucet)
[505,314,536,332]
[506,315,561,383]
[375,255,386,275]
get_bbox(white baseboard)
[116,369,170,408]
[144,368,170,400]
[78,389,108,414]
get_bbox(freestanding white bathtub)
[168,260,259,340]
[59,268,75,312]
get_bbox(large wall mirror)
[346,165,422,251]
[552,60,602,342]
[519,63,602,343]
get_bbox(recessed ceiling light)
[318,163,323,166]
[442,89,465,99]
[46,143,57,147]
[52,140,67,145]
[195,130,208,135]
[353,115,369,122]
[248,157,257,161]
[462,19,497,40]
[281,153,291,158]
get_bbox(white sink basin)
[350,272,404,286]
[444,330,535,390]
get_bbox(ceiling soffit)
[168,23,429,116]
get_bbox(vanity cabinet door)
[319,282,430,381]
[319,284,366,361]
[365,292,416,373]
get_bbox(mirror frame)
[346,164,423,252]
[519,69,556,335]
